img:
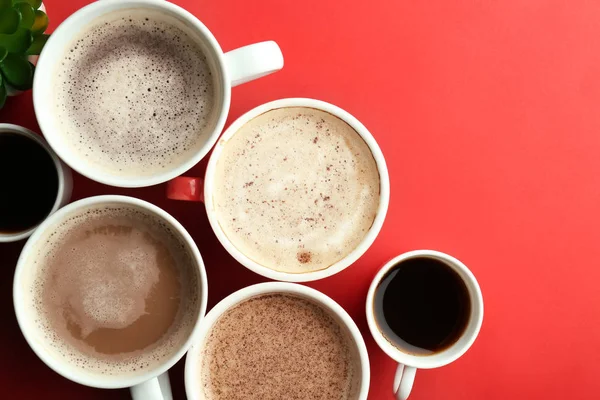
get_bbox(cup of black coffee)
[366,250,484,400]
[0,124,72,242]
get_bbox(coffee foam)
[53,9,216,178]
[199,294,360,400]
[213,107,381,273]
[28,205,199,377]
[46,224,161,337]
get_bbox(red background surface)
[1,0,599,399]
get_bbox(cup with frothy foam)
[184,282,370,400]
[168,98,390,282]
[33,0,283,188]
[13,195,208,400]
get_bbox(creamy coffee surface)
[213,107,380,273]
[53,9,215,178]
[31,205,199,376]
[200,294,359,400]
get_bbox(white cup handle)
[130,372,173,400]
[394,364,417,400]
[224,41,284,87]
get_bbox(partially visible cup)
[0,124,72,242]
[184,282,370,400]
[168,98,390,282]
[366,250,484,400]
[34,0,284,188]
[13,195,208,400]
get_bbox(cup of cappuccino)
[34,0,283,188]
[13,195,208,400]
[184,282,370,400]
[168,98,390,282]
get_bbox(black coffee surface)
[374,257,471,355]
[0,133,58,233]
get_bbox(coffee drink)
[0,132,58,233]
[374,257,471,355]
[199,294,360,400]
[53,9,216,178]
[213,107,380,273]
[30,204,200,375]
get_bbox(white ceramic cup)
[33,0,284,188]
[366,250,484,400]
[0,124,72,242]
[167,98,390,282]
[13,195,209,400]
[184,282,370,400]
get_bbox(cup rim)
[203,98,390,282]
[12,195,209,389]
[32,0,232,188]
[0,124,70,242]
[184,282,370,400]
[365,250,484,369]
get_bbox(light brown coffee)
[213,107,381,273]
[53,9,217,178]
[32,205,199,375]
[199,294,360,400]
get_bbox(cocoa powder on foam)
[213,107,381,273]
[200,294,360,400]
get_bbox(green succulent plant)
[0,0,49,108]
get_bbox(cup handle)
[223,41,284,87]
[394,364,417,400]
[130,372,173,400]
[167,176,204,202]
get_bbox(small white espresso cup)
[33,0,284,188]
[13,195,209,400]
[167,98,390,282]
[366,250,484,400]
[184,282,370,400]
[0,124,72,243]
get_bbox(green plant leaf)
[0,76,7,109]
[0,8,20,34]
[25,32,46,55]
[14,3,34,29]
[0,27,32,53]
[31,9,47,35]
[12,0,41,10]
[0,0,11,10]
[0,47,6,62]
[0,53,33,90]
